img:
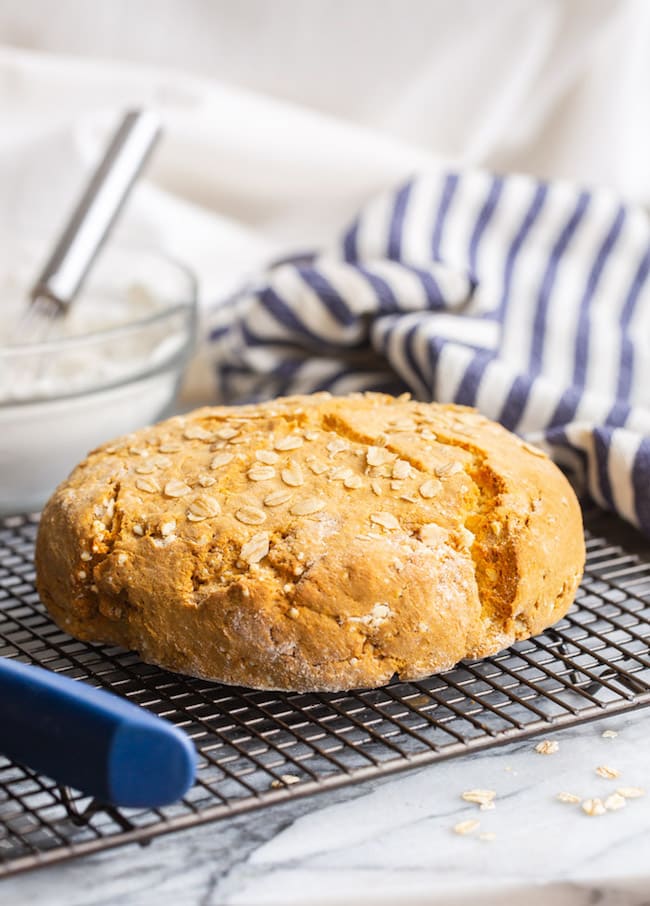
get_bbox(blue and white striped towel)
[209,169,650,536]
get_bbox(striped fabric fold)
[208,169,650,536]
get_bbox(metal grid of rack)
[1,511,649,878]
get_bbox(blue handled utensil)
[0,657,196,808]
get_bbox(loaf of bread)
[36,392,585,692]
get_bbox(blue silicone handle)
[0,658,196,808]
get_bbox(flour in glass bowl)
[1,279,178,401]
[0,244,196,515]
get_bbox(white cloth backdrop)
[0,0,649,399]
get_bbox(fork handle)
[30,109,162,312]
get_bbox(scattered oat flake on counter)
[535,740,559,755]
[479,832,497,842]
[595,765,620,780]
[453,819,480,836]
[617,786,646,799]
[461,789,496,810]
[602,730,618,739]
[582,798,607,817]
[270,774,300,789]
[556,792,581,804]
[604,793,627,811]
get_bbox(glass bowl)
[0,244,198,515]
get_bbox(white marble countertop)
[4,708,650,905]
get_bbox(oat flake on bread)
[35,392,585,692]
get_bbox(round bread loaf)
[36,393,585,692]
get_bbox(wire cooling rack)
[1,510,649,878]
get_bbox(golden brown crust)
[35,392,585,692]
